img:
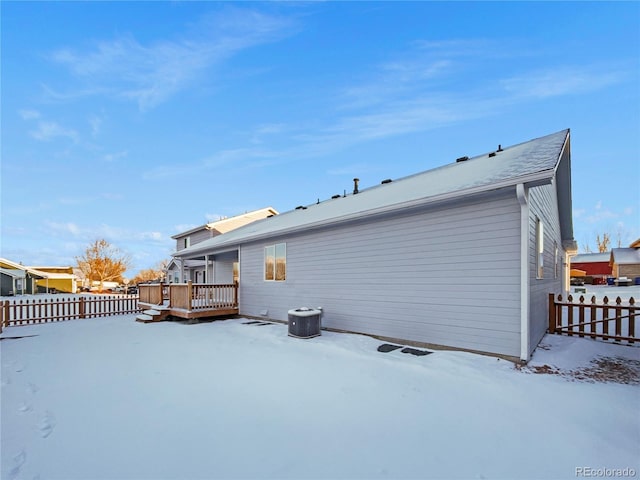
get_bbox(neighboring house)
[167,207,278,283]
[570,252,612,283]
[0,258,77,295]
[609,240,640,280]
[28,265,77,293]
[173,129,576,362]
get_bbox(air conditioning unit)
[287,307,322,339]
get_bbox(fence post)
[629,297,636,344]
[602,296,610,340]
[567,295,574,336]
[187,281,193,310]
[578,295,585,337]
[615,296,623,341]
[79,297,86,319]
[234,281,239,307]
[590,296,597,339]
[2,300,9,330]
[548,293,556,334]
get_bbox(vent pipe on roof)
[497,144,503,152]
[353,178,360,194]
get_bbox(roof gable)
[176,130,571,258]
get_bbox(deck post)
[548,293,556,334]
[187,281,193,310]
[234,281,239,307]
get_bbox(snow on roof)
[571,253,611,263]
[610,248,640,265]
[0,267,26,279]
[176,130,570,259]
[171,207,279,239]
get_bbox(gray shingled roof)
[176,129,570,258]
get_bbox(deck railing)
[140,282,238,311]
[1,295,141,330]
[548,293,638,344]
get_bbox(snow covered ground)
[1,315,639,479]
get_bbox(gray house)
[174,129,576,362]
[166,207,278,283]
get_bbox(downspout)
[205,255,209,283]
[516,184,530,363]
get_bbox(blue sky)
[2,1,639,278]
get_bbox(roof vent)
[456,156,469,163]
[353,178,360,195]
[295,205,307,210]
[497,144,503,152]
[331,194,341,199]
[381,178,392,184]
[488,152,496,158]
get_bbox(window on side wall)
[264,243,286,281]
[536,217,544,279]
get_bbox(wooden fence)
[548,293,638,344]
[0,295,141,330]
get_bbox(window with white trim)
[536,217,544,279]
[264,243,286,281]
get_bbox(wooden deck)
[138,282,239,321]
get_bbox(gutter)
[516,183,530,363]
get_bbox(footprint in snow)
[18,401,33,413]
[38,411,56,439]
[8,449,26,480]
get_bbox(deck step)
[143,309,162,316]
[136,314,154,323]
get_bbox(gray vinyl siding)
[175,228,214,251]
[527,181,564,353]
[214,251,237,284]
[239,191,522,357]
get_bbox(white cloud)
[89,115,103,137]
[103,150,128,162]
[45,221,82,236]
[48,8,296,110]
[19,109,41,120]
[29,120,79,143]
[501,66,625,99]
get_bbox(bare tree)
[76,239,131,292]
[596,233,611,253]
[131,260,169,285]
